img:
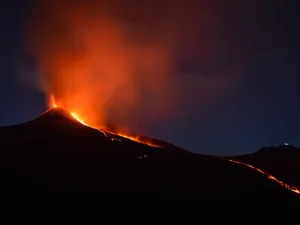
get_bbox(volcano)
[1,108,300,222]
[0,108,299,197]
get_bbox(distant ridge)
[231,144,300,188]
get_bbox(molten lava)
[226,158,300,194]
[48,95,161,148]
[47,95,300,194]
[70,112,88,126]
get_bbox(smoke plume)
[26,0,184,134]
[26,0,239,135]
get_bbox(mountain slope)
[230,145,300,189]
[2,108,300,223]
[0,108,297,198]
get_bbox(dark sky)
[0,0,299,155]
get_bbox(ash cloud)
[25,0,240,134]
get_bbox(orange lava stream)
[227,159,300,194]
[49,95,161,148]
[111,132,161,148]
[70,112,161,147]
[70,112,88,126]
[70,111,160,147]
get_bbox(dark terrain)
[0,108,292,193]
[0,108,298,222]
[230,145,300,189]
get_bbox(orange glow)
[49,95,161,147]
[26,0,177,141]
[48,96,300,190]
[70,109,161,147]
[227,158,300,194]
[48,93,300,191]
[113,132,161,148]
[49,95,57,108]
[70,112,88,126]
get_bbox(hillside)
[230,145,300,188]
[0,108,296,195]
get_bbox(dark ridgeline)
[230,144,300,190]
[0,108,298,222]
[0,108,296,194]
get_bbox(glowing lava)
[48,95,161,148]
[69,111,160,147]
[226,158,300,194]
[70,110,160,147]
[112,132,160,148]
[47,95,300,194]
[70,112,88,126]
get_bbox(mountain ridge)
[0,108,298,197]
[1,108,299,222]
[230,144,300,189]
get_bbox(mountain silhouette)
[0,108,298,194]
[230,144,300,190]
[0,108,299,222]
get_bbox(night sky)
[0,0,299,155]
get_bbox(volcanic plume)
[26,0,179,135]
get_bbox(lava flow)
[49,95,161,148]
[226,158,300,194]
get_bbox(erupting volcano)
[26,0,178,147]
[1,98,296,196]
[0,99,300,222]
[1,1,297,219]
[1,0,299,221]
[43,95,300,195]
[48,94,161,148]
